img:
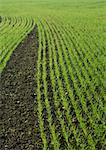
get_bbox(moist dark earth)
[0,27,42,150]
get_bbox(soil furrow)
[0,26,40,150]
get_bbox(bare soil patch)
[0,26,41,150]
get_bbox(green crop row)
[35,17,105,149]
[0,16,35,73]
[0,15,105,149]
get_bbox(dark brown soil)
[0,27,41,150]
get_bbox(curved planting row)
[36,18,105,149]
[0,15,104,149]
[0,16,35,73]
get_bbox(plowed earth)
[0,27,41,150]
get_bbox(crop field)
[0,0,105,150]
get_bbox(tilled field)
[0,27,42,150]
